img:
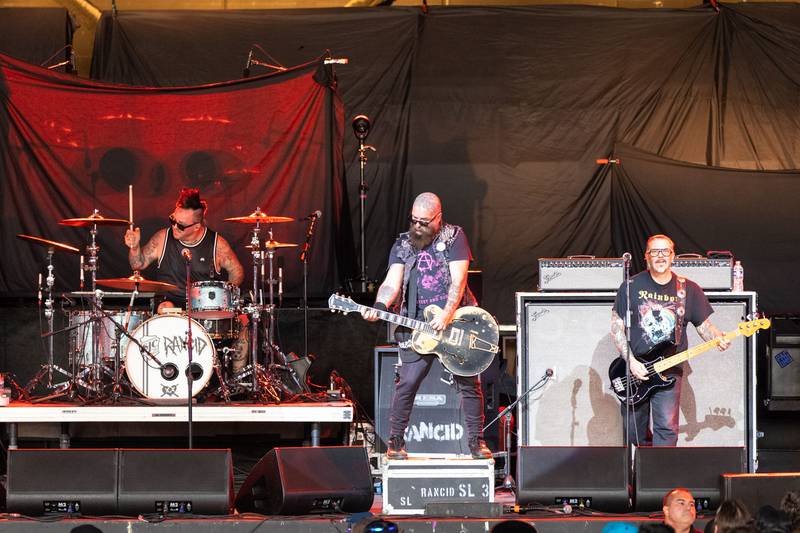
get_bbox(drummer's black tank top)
[156,227,220,307]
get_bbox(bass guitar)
[609,318,770,406]
[328,294,499,377]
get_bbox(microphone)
[622,252,632,262]
[545,368,554,377]
[596,158,621,165]
[302,210,322,221]
[181,248,192,262]
[243,50,253,78]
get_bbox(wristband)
[373,302,388,312]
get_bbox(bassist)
[361,192,491,460]
[611,234,730,446]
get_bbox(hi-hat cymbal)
[59,212,130,227]
[17,234,80,254]
[97,274,177,293]
[246,240,299,250]
[225,209,294,224]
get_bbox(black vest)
[157,227,219,307]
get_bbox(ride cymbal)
[96,274,178,293]
[59,212,130,227]
[224,209,294,224]
[16,234,80,254]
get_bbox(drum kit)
[17,205,310,405]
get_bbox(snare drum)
[67,310,148,366]
[124,315,215,400]
[190,280,239,319]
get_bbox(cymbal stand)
[24,249,71,398]
[85,214,104,398]
[247,218,264,395]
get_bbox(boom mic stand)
[352,115,376,294]
[184,251,194,449]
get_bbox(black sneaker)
[468,437,492,459]
[387,435,408,460]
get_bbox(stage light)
[352,518,399,533]
[352,115,371,141]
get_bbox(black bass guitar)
[328,294,499,377]
[609,318,770,406]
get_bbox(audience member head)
[663,488,697,533]
[491,519,538,533]
[754,504,793,533]
[714,499,751,532]
[780,491,800,529]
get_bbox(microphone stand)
[299,214,319,358]
[185,256,194,449]
[622,252,636,474]
[483,369,553,491]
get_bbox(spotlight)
[353,518,399,533]
[352,115,371,141]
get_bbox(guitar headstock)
[738,318,771,337]
[328,293,360,314]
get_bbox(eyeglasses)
[647,248,673,257]
[408,212,441,227]
[168,215,200,232]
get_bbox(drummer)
[124,187,249,371]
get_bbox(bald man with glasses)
[610,234,730,446]
[362,192,491,460]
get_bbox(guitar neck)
[653,329,741,373]
[360,304,437,336]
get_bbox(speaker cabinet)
[235,446,373,515]
[516,292,757,470]
[6,449,118,515]
[117,449,233,515]
[634,446,746,511]
[722,473,800,511]
[374,346,469,454]
[516,446,630,512]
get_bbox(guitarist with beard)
[611,234,730,447]
[362,192,492,460]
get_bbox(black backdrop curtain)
[0,52,352,297]
[0,8,72,67]
[3,4,799,322]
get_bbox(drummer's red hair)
[176,187,208,214]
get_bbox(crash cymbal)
[96,274,178,293]
[59,212,130,227]
[17,234,80,254]
[225,209,294,224]
[245,240,299,250]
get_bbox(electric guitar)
[608,318,770,406]
[328,294,499,377]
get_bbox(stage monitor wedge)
[235,446,374,515]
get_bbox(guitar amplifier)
[538,257,623,291]
[672,257,733,290]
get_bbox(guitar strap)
[674,276,687,345]
[407,265,418,320]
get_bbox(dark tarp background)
[0,8,72,67]
[80,4,800,323]
[0,53,353,298]
[2,5,800,411]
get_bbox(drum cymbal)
[246,240,299,250]
[17,234,80,254]
[97,274,178,293]
[60,212,130,227]
[225,209,294,224]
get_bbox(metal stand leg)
[8,422,18,450]
[310,422,321,447]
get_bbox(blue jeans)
[389,351,484,440]
[621,377,682,446]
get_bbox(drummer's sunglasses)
[168,215,200,231]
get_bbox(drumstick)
[128,184,134,231]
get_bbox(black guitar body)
[608,343,678,406]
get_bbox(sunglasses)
[408,212,441,227]
[168,215,200,232]
[647,248,673,257]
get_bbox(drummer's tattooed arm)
[129,230,164,270]
[217,237,245,286]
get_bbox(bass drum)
[124,315,216,400]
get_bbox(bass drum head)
[124,315,215,400]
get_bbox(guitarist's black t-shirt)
[614,271,713,375]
